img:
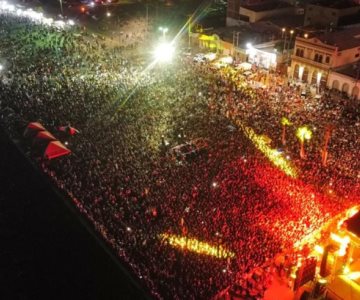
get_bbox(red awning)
[44,141,71,160]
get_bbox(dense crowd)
[0,8,359,300]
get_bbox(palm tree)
[281,117,292,146]
[296,126,312,159]
[321,124,334,167]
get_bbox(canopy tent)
[58,125,80,136]
[236,62,252,71]
[345,210,360,238]
[44,141,71,160]
[23,122,46,138]
[33,131,57,146]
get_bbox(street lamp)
[158,26,168,39]
[106,11,111,17]
[0,64,3,71]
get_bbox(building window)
[325,56,330,63]
[356,53,360,58]
[296,48,304,57]
[314,54,323,63]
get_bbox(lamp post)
[283,28,287,54]
[187,15,192,49]
[287,30,294,61]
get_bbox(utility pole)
[188,15,192,49]
[146,3,149,32]
[59,0,63,16]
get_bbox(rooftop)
[314,27,360,50]
[241,1,292,12]
[338,12,360,26]
[261,14,305,29]
[207,23,279,47]
[308,0,360,9]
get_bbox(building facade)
[290,28,360,88]
[304,2,360,28]
[327,64,360,99]
[227,0,296,26]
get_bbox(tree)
[296,126,312,159]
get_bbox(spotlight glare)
[154,42,175,63]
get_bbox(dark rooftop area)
[309,0,360,9]
[261,14,305,29]
[208,23,278,46]
[242,0,292,12]
[338,11,360,26]
[315,27,360,50]
[333,62,360,80]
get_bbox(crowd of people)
[0,7,359,300]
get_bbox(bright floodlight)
[154,42,175,63]
[0,64,3,71]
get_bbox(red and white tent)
[33,131,57,143]
[58,125,79,136]
[33,130,57,146]
[44,141,71,160]
[23,122,46,138]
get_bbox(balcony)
[291,54,331,70]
